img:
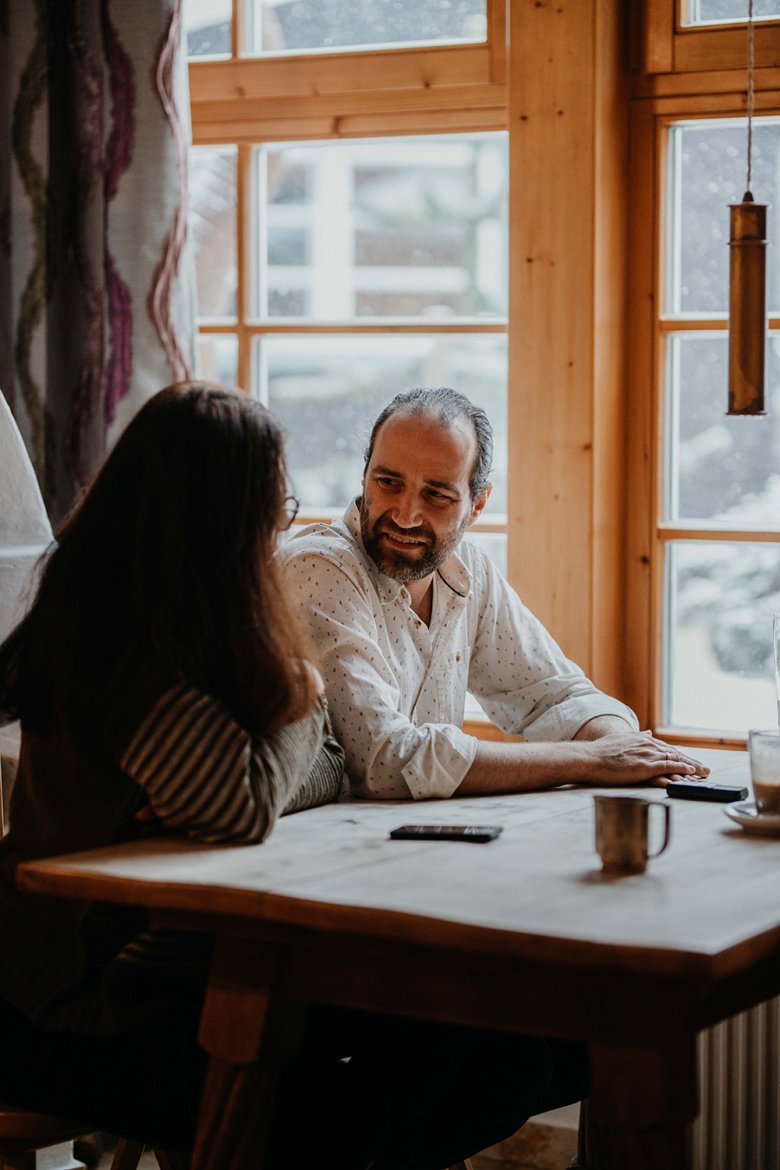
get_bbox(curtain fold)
[0,0,195,523]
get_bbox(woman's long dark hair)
[0,382,316,742]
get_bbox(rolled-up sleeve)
[282,550,475,799]
[399,723,476,800]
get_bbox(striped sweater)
[0,683,344,1034]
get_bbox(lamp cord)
[746,0,755,198]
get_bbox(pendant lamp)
[727,0,768,416]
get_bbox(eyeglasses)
[282,495,300,530]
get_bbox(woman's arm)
[119,681,343,844]
[281,705,346,815]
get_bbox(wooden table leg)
[586,1038,698,1170]
[574,1098,601,1169]
[190,938,304,1170]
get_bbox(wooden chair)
[0,1108,188,1170]
[0,1107,89,1170]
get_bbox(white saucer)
[723,800,780,837]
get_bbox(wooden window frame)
[189,0,507,146]
[638,0,780,76]
[625,3,780,745]
[188,3,650,728]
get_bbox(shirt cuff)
[400,724,478,800]
[523,696,639,742]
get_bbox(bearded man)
[278,386,711,1167]
[280,386,706,801]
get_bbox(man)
[281,386,707,799]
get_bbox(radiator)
[691,997,780,1170]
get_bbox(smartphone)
[666,779,748,803]
[389,824,503,843]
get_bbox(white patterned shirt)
[279,501,638,800]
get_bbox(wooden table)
[17,749,780,1170]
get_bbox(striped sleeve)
[119,681,339,845]
[282,730,345,814]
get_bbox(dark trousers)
[0,996,588,1170]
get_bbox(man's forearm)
[453,715,641,797]
[454,729,708,797]
[454,739,601,796]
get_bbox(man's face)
[359,411,489,583]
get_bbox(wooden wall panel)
[592,0,631,698]
[507,0,629,694]
[622,103,659,727]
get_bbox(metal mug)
[594,794,671,876]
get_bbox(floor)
[473,1104,579,1170]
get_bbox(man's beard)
[359,497,467,583]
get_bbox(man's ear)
[468,484,492,526]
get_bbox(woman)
[0,382,344,1148]
[0,382,586,1169]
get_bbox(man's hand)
[573,717,710,786]
[577,731,709,787]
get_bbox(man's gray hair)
[364,387,493,500]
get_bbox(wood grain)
[507,0,630,690]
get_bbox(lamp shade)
[727,196,768,416]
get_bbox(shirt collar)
[341,499,471,603]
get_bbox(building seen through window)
[185,0,487,56]
[191,132,508,565]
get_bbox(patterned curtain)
[0,0,195,523]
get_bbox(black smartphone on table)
[666,779,748,803]
[389,824,503,843]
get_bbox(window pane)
[665,333,780,523]
[185,0,231,56]
[684,1,780,24]
[254,333,507,513]
[666,541,779,733]
[466,532,507,578]
[667,118,780,315]
[196,334,239,386]
[254,135,508,321]
[191,147,238,319]
[244,0,486,55]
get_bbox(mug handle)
[648,801,671,860]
